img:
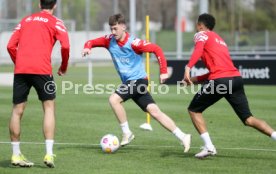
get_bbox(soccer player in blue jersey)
[82,14,191,153]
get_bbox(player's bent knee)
[13,103,26,116]
[147,104,161,118]
[109,93,122,105]
[108,95,116,105]
[15,107,24,116]
[188,109,195,116]
[244,116,255,126]
[43,100,55,108]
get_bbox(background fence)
[1,0,276,63]
[1,0,276,85]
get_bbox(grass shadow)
[0,160,12,168]
[56,144,147,155]
[0,159,53,169]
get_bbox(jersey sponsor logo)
[194,32,208,43]
[132,39,150,47]
[132,38,141,46]
[119,68,131,74]
[56,21,67,29]
[215,38,227,47]
[143,41,150,46]
[14,23,21,31]
[33,16,49,23]
[55,25,67,32]
[25,17,33,22]
[115,57,130,63]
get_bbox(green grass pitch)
[0,63,275,174]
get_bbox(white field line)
[0,141,275,152]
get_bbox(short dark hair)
[40,0,57,10]
[109,14,126,26]
[198,13,216,30]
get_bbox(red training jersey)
[187,31,240,81]
[83,32,167,74]
[7,11,70,75]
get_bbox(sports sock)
[45,139,54,155]
[11,142,21,156]
[120,122,131,134]
[271,132,276,140]
[172,127,186,141]
[200,132,214,149]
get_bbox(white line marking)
[0,141,275,152]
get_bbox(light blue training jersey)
[108,35,147,83]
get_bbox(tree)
[61,0,97,30]
[116,0,176,30]
[192,0,276,32]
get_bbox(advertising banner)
[166,60,276,85]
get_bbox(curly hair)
[198,13,216,31]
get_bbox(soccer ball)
[100,134,120,153]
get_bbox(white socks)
[12,140,54,156]
[200,132,214,149]
[271,132,276,140]
[11,142,21,156]
[45,139,54,155]
[172,127,186,141]
[120,122,131,134]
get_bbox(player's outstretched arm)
[82,35,111,57]
[160,73,169,84]
[183,66,193,85]
[131,39,168,82]
[82,48,91,57]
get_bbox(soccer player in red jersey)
[82,14,191,152]
[183,13,276,158]
[7,0,70,167]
